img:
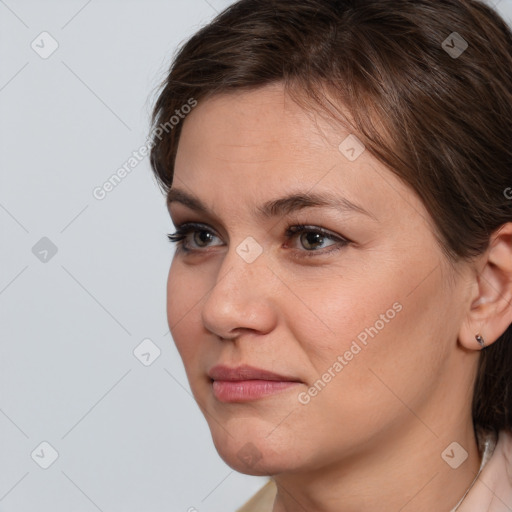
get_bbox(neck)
[271,415,481,512]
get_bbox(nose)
[201,242,278,340]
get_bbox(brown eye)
[167,222,350,258]
[285,225,349,255]
[299,231,332,250]
[167,223,223,252]
[193,230,216,247]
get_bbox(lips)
[208,364,303,402]
[208,364,301,382]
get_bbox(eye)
[283,225,349,256]
[167,222,350,257]
[167,222,222,252]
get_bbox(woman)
[148,0,512,510]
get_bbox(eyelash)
[166,222,350,258]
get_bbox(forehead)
[178,84,339,156]
[175,85,348,186]
[172,84,426,228]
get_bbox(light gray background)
[1,1,511,511]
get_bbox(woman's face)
[166,84,475,475]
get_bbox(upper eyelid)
[174,222,222,237]
[169,209,345,235]
[172,222,347,244]
[173,221,338,234]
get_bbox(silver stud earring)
[475,333,485,349]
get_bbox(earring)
[475,333,485,349]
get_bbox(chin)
[210,431,301,476]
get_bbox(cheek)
[284,268,406,365]
[166,262,181,331]
[297,264,447,418]
[288,257,448,402]
[166,261,204,363]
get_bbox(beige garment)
[236,479,276,512]
[236,428,512,512]
[455,427,512,511]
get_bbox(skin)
[165,83,512,512]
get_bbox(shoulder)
[236,479,277,512]
[460,427,512,511]
[490,428,512,490]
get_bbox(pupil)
[196,231,212,246]
[304,232,322,249]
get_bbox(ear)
[459,222,512,351]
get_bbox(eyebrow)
[167,188,377,221]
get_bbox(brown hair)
[149,0,512,434]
